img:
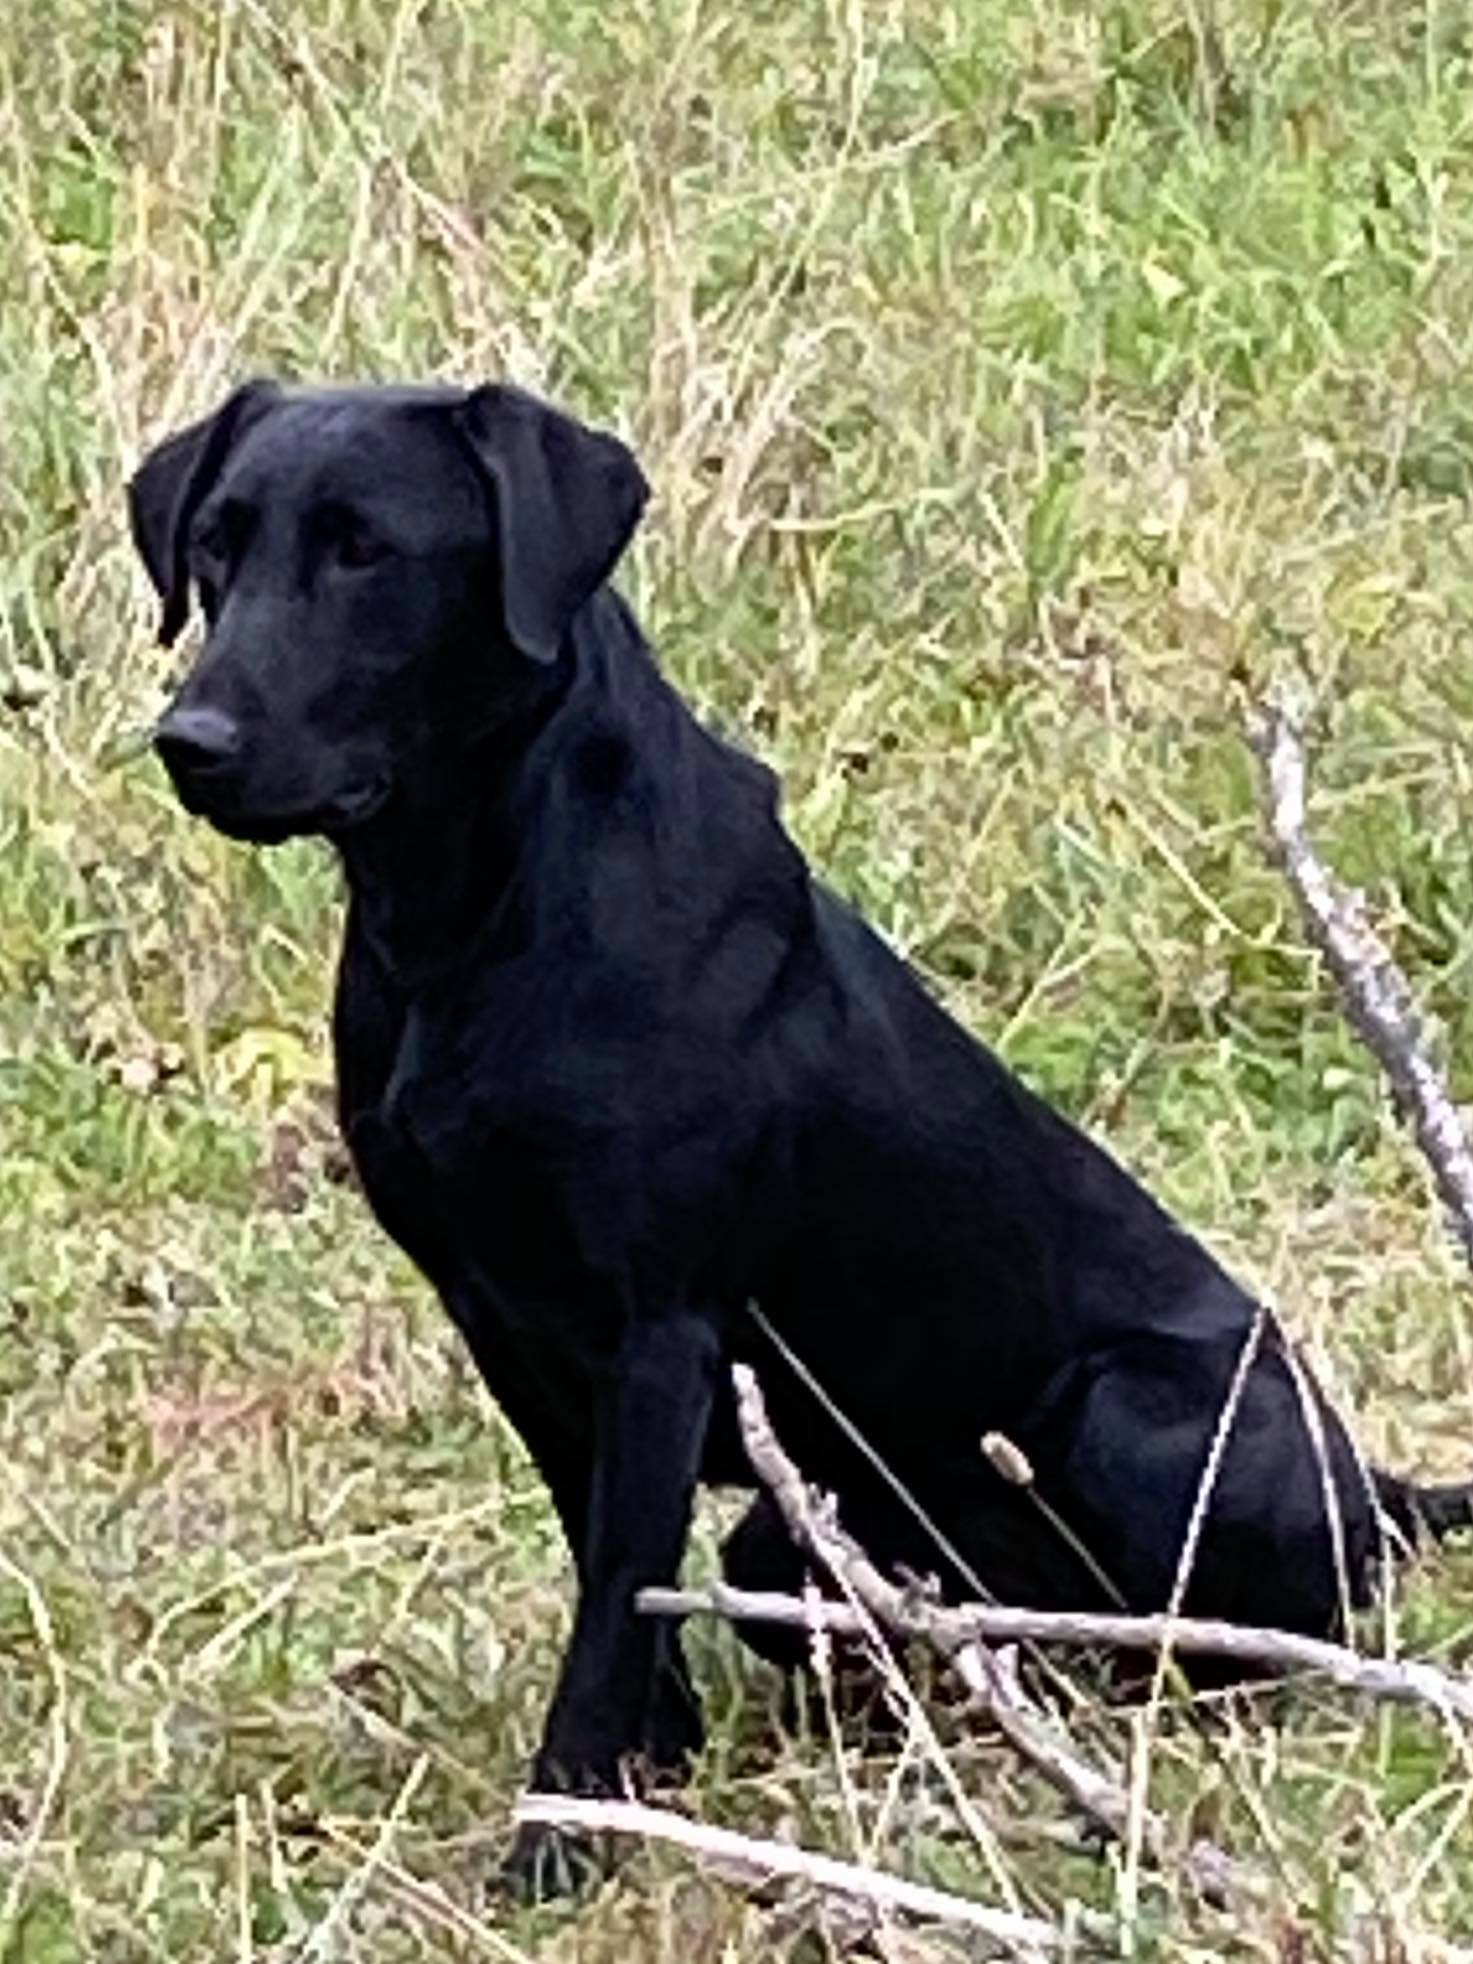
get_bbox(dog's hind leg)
[719,1488,918,1736]
[1374,1467,1473,1546]
[1049,1337,1378,1640]
[720,1491,812,1670]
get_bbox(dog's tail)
[1374,1467,1473,1547]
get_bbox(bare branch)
[727,1363,1245,1905]
[639,1580,1473,1724]
[512,1793,1068,1957]
[1249,696,1473,1268]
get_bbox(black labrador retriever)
[130,380,1470,1895]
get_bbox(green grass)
[4,0,1473,1954]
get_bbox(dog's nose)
[153,705,242,777]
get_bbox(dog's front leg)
[502,1308,720,1901]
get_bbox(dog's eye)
[332,521,391,572]
[190,518,228,566]
[191,500,250,572]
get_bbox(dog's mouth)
[319,777,392,833]
[175,776,391,845]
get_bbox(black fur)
[130,380,1473,1898]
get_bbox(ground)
[3,2,1473,1957]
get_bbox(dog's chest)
[381,995,627,1158]
[350,996,644,1286]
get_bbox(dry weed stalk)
[1249,694,1473,1268]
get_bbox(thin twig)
[638,1580,1473,1724]
[0,1547,70,1947]
[727,1364,1244,1904]
[235,1793,253,1964]
[512,1794,1066,1956]
[140,1494,502,1661]
[1249,695,1473,1269]
[296,1754,430,1960]
[1123,1306,1266,1940]
[314,1822,538,1963]
[800,1562,1028,1908]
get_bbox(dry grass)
[4,0,1473,1956]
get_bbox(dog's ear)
[454,384,649,665]
[127,380,280,647]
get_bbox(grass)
[4,0,1473,1954]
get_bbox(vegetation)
[3,1,1473,1955]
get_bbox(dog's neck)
[333,589,804,997]
[333,728,543,996]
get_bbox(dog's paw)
[498,1817,610,1905]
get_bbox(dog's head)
[129,381,648,843]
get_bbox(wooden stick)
[1250,696,1473,1269]
[512,1794,1065,1955]
[639,1579,1473,1724]
[726,1364,1245,1904]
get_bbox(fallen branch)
[727,1364,1244,1904]
[512,1794,1066,1956]
[639,1579,1473,1724]
[1249,696,1473,1269]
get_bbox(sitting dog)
[130,379,1471,1896]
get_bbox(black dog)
[130,380,1471,1896]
